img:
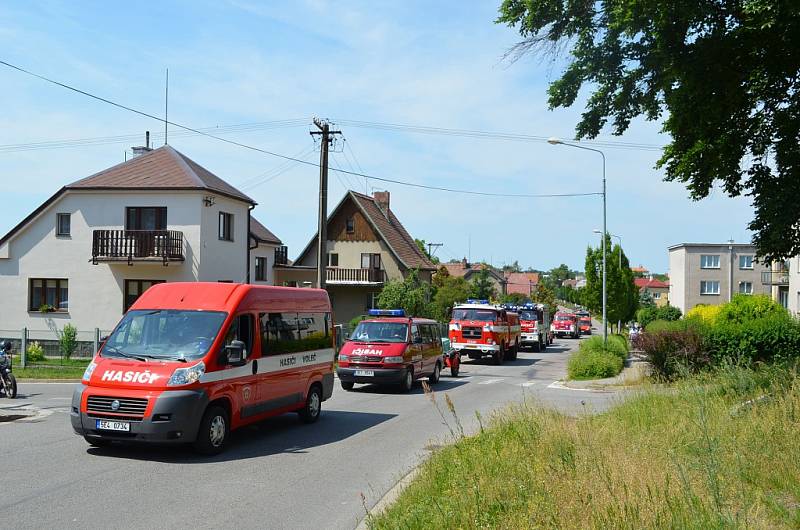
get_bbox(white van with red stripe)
[71,282,334,455]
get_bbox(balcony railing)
[326,267,386,285]
[92,230,184,265]
[761,270,789,286]
[275,245,289,266]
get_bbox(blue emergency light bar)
[368,309,406,317]
[465,299,490,305]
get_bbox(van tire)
[399,369,414,393]
[340,381,354,391]
[299,385,322,424]
[509,341,519,361]
[193,405,229,456]
[492,347,504,365]
[429,362,441,385]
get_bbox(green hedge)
[705,316,800,364]
[567,335,628,380]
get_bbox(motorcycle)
[0,348,17,399]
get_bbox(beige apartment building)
[668,243,771,314]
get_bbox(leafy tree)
[497,1,800,262]
[532,283,558,318]
[377,269,432,318]
[500,292,529,305]
[432,276,472,321]
[639,290,656,309]
[432,265,451,289]
[583,235,638,331]
[502,260,522,273]
[414,239,440,265]
[548,263,575,285]
[469,267,498,300]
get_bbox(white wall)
[0,189,251,334]
[789,256,800,315]
[668,247,686,314]
[251,242,279,285]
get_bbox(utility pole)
[426,242,443,260]
[311,118,341,290]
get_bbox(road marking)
[519,381,537,387]
[478,378,504,385]
[547,380,609,393]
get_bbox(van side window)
[259,312,332,355]
[427,324,440,343]
[411,324,421,343]
[223,314,254,358]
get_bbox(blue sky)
[0,1,754,273]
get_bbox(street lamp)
[550,137,607,344]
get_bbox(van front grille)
[87,396,148,416]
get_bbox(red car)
[337,310,443,392]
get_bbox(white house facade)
[0,145,283,337]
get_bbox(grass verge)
[11,355,90,379]
[369,364,800,529]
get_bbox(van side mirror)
[225,340,247,366]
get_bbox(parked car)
[551,311,580,339]
[337,309,443,392]
[71,282,335,455]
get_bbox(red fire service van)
[518,303,550,352]
[552,311,580,339]
[337,309,444,392]
[71,282,335,455]
[448,300,521,364]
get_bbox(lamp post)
[549,137,607,345]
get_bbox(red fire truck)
[518,303,551,352]
[552,311,580,339]
[448,300,521,364]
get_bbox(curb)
[356,465,423,530]
[17,379,81,384]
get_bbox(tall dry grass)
[370,364,800,529]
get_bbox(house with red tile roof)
[0,145,286,333]
[294,190,437,323]
[634,277,670,307]
[442,259,508,298]
[504,272,540,297]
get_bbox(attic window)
[56,213,71,237]
[346,217,355,234]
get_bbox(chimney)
[373,191,390,216]
[131,131,153,158]
[462,257,469,269]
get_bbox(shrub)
[59,324,78,360]
[645,318,705,334]
[716,294,786,324]
[348,315,367,330]
[705,315,800,364]
[26,341,45,362]
[567,348,623,380]
[636,304,682,328]
[686,304,721,324]
[632,328,709,380]
[579,335,628,362]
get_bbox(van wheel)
[429,363,441,385]
[299,386,322,424]
[509,341,519,361]
[492,346,504,365]
[399,369,414,393]
[340,381,354,391]
[193,405,229,456]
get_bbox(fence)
[0,328,113,368]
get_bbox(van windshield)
[518,311,540,321]
[350,322,408,343]
[102,310,227,362]
[452,309,497,322]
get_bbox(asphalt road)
[0,335,624,530]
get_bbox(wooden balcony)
[761,270,789,286]
[326,267,386,285]
[92,230,185,265]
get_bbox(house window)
[56,213,71,237]
[29,279,69,312]
[700,280,720,295]
[126,207,167,231]
[218,212,233,241]
[652,292,661,299]
[361,253,381,269]
[346,217,355,234]
[739,255,753,269]
[700,255,720,269]
[255,257,267,281]
[124,280,165,312]
[327,253,339,267]
[739,281,753,295]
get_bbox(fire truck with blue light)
[517,303,551,352]
[448,300,521,365]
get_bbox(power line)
[0,59,603,200]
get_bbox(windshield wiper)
[102,345,148,362]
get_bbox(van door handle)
[252,359,258,375]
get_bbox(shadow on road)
[85,409,397,463]
[346,378,468,395]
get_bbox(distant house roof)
[561,278,578,289]
[504,272,540,295]
[250,217,282,245]
[442,261,507,285]
[634,277,669,289]
[630,265,649,273]
[295,191,436,271]
[0,145,255,247]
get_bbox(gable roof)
[250,217,282,245]
[442,262,507,283]
[295,191,436,271]
[0,146,255,247]
[68,145,255,204]
[505,272,540,295]
[634,277,669,289]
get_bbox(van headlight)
[167,362,205,386]
[338,354,349,361]
[383,356,404,364]
[81,361,97,382]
